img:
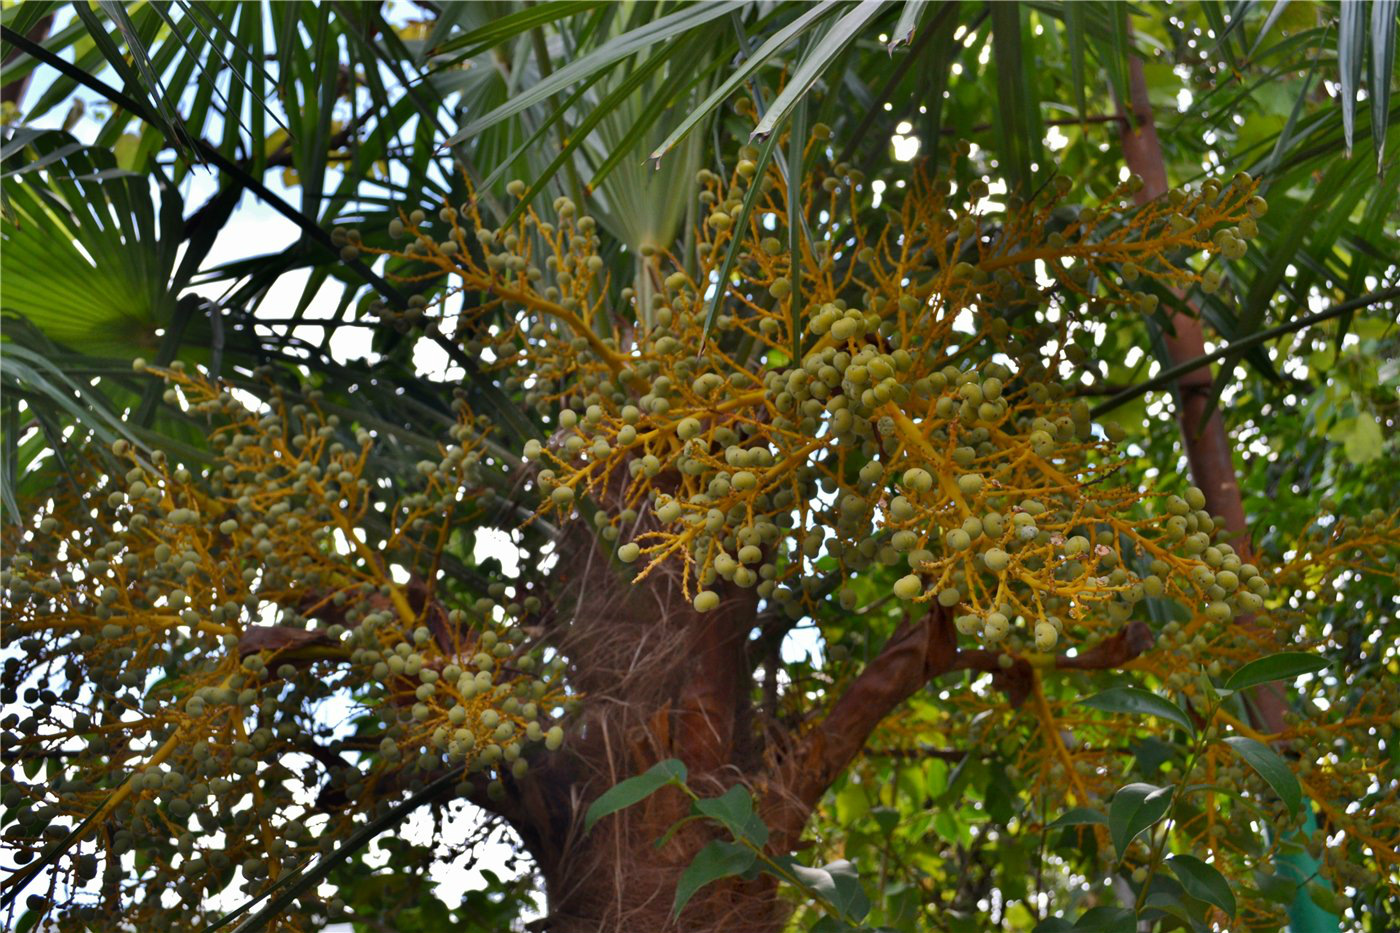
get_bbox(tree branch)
[762,616,1156,847]
[763,606,957,845]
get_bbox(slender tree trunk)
[1115,46,1288,733]
[0,14,52,109]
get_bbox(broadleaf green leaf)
[671,839,755,918]
[1108,783,1173,858]
[1080,687,1195,735]
[584,759,687,833]
[1046,807,1108,830]
[1168,854,1237,917]
[1072,906,1137,932]
[694,785,768,846]
[1222,736,1301,816]
[1222,652,1328,692]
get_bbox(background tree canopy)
[1,2,1397,932]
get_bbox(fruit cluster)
[0,367,562,927]
[367,139,1268,661]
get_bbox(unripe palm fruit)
[983,548,1010,572]
[902,468,933,493]
[893,575,922,600]
[693,590,720,612]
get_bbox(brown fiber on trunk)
[459,499,1163,930]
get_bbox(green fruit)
[893,575,922,600]
[693,590,720,612]
[618,543,641,563]
[902,468,933,493]
[983,548,1010,572]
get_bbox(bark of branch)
[765,616,1156,846]
[763,606,957,846]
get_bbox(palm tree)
[2,3,1397,930]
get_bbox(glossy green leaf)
[584,759,687,833]
[1080,687,1195,735]
[788,859,871,921]
[1108,782,1173,858]
[695,785,769,846]
[1223,736,1301,816]
[1046,807,1108,830]
[1168,854,1237,917]
[1222,651,1328,692]
[1071,907,1137,933]
[671,839,756,918]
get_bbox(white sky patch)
[412,336,465,381]
[474,527,522,577]
[891,133,921,162]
